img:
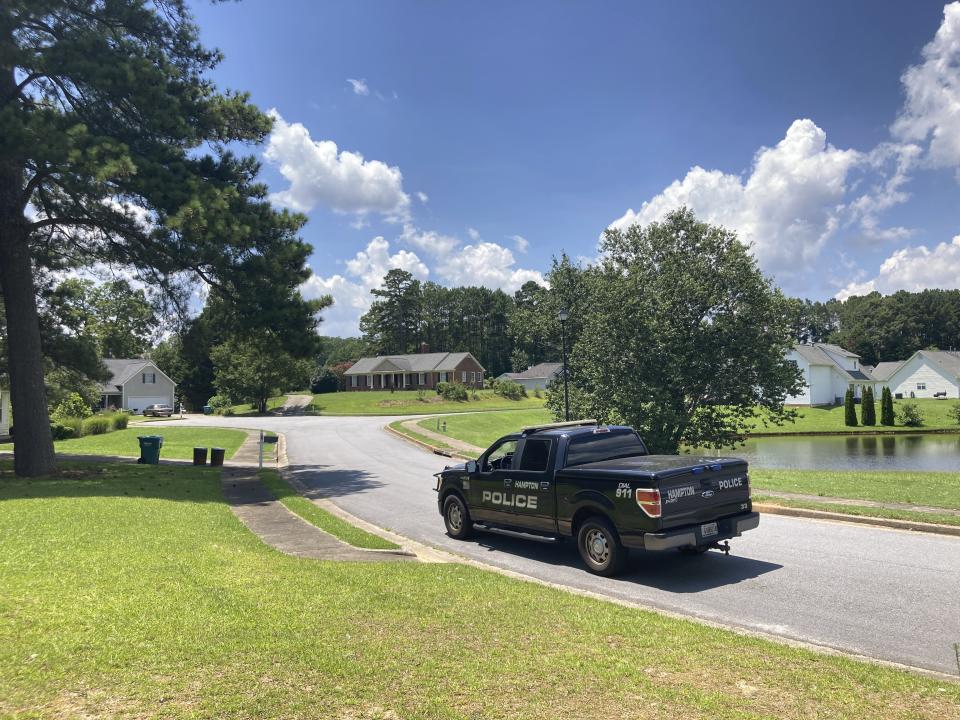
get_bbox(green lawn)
[259,469,399,550]
[0,461,955,718]
[389,421,461,454]
[750,398,960,434]
[750,468,960,510]
[416,407,552,449]
[0,427,248,461]
[308,388,546,415]
[754,495,960,527]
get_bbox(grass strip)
[0,461,957,718]
[307,388,546,416]
[750,468,960,510]
[754,494,960,527]
[259,468,399,550]
[0,427,248,461]
[388,420,465,454]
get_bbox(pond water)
[687,433,960,472]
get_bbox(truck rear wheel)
[443,495,473,540]
[577,517,627,576]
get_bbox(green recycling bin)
[137,435,164,465]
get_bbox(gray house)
[496,362,563,391]
[99,359,176,413]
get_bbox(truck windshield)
[564,431,648,467]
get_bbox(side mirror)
[465,460,478,474]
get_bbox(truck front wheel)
[577,517,627,576]
[443,495,474,540]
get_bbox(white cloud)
[346,78,369,96]
[437,242,544,291]
[303,237,428,336]
[609,119,861,277]
[467,227,481,241]
[416,191,429,204]
[399,223,459,255]
[264,110,410,220]
[891,2,960,169]
[510,235,529,253]
[835,235,960,300]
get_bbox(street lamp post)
[558,307,570,421]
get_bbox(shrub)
[59,416,85,437]
[949,402,960,425]
[843,388,857,427]
[310,366,339,394]
[533,388,543,399]
[896,401,924,427]
[82,416,112,435]
[492,378,527,400]
[439,382,468,401]
[207,394,232,414]
[111,412,131,430]
[416,389,428,402]
[880,386,895,426]
[50,423,77,441]
[51,392,92,421]
[860,386,876,426]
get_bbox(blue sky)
[190,1,960,336]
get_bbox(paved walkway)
[273,394,313,416]
[221,466,414,562]
[399,417,484,455]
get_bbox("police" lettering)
[482,490,539,510]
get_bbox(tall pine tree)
[861,386,876,426]
[844,388,858,427]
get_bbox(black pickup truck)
[435,420,759,575]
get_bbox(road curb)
[754,503,960,537]
[384,422,474,460]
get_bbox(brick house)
[344,351,485,391]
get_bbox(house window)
[351,375,358,388]
[461,371,467,383]
[917,383,926,390]
[367,374,373,388]
[143,372,156,384]
[471,371,476,383]
[439,371,448,383]
[419,372,426,385]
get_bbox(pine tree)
[861,386,876,426]
[844,388,858,426]
[881,386,896,426]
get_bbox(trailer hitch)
[710,540,731,555]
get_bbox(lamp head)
[558,308,569,322]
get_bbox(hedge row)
[50,412,130,440]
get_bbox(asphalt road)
[162,414,960,675]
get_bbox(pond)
[687,433,960,472]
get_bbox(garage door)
[126,396,171,414]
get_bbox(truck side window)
[483,439,517,472]
[518,438,551,472]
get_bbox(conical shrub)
[844,388,858,426]
[880,386,895,426]
[861,386,876,426]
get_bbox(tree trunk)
[0,226,56,477]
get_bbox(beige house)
[99,359,176,413]
[0,387,10,436]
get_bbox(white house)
[785,343,876,406]
[99,358,176,413]
[880,350,960,399]
[0,387,10,436]
[496,362,563,391]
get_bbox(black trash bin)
[210,447,225,467]
[193,447,208,466]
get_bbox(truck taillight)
[635,488,661,518]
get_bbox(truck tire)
[577,516,627,576]
[443,495,473,540]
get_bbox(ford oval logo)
[701,490,715,499]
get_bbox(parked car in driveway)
[434,419,758,576]
[142,404,174,417]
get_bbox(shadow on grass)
[0,460,223,504]
[461,529,782,593]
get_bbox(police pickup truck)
[435,420,759,576]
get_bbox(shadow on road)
[286,463,385,499]
[466,530,782,593]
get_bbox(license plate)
[701,522,718,538]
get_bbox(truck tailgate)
[656,458,750,528]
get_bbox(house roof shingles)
[346,352,482,375]
[499,362,563,380]
[99,358,152,393]
[917,350,960,379]
[792,343,876,382]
